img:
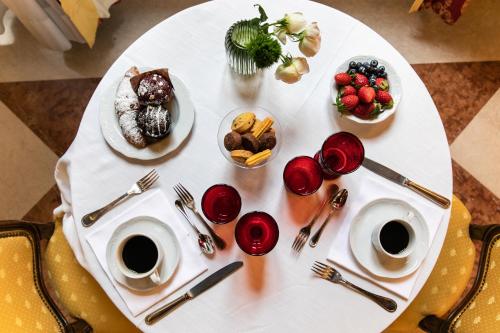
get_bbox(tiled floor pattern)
[0,0,499,81]
[451,89,500,199]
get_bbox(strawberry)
[340,85,356,97]
[358,86,376,103]
[335,94,359,112]
[375,78,389,91]
[334,72,352,86]
[353,73,369,88]
[351,103,373,119]
[352,102,382,119]
[376,90,394,108]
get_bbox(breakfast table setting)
[53,0,453,332]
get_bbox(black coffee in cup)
[122,235,158,273]
[379,220,410,254]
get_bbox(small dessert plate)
[331,56,402,124]
[349,198,429,279]
[100,70,195,160]
[106,216,180,292]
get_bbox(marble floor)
[0,0,499,314]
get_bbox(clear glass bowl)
[217,106,282,169]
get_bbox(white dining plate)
[99,71,195,160]
[349,198,430,279]
[331,55,402,124]
[106,216,180,292]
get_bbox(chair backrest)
[419,224,500,332]
[0,220,91,332]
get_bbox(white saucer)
[349,198,429,279]
[331,55,402,124]
[106,216,180,292]
[99,69,195,160]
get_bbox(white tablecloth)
[54,0,452,332]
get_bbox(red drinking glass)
[283,156,323,196]
[316,132,364,178]
[201,184,242,224]
[235,211,279,256]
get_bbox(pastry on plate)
[114,66,147,148]
[130,69,174,106]
[137,104,172,140]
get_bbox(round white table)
[55,0,452,331]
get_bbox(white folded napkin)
[327,176,445,299]
[86,189,207,316]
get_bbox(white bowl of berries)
[331,56,401,124]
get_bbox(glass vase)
[225,20,260,76]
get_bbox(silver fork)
[173,183,226,250]
[292,185,339,254]
[81,170,159,227]
[311,261,397,312]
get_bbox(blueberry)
[378,65,385,73]
[358,66,366,74]
[347,68,356,75]
[369,78,376,86]
[349,61,357,69]
[369,74,377,81]
[362,62,370,68]
[370,59,378,67]
[356,62,362,68]
[379,72,387,78]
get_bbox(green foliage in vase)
[246,33,282,69]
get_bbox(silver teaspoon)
[175,200,215,255]
[309,189,348,248]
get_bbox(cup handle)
[150,269,161,285]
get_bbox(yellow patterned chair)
[386,196,500,333]
[0,218,140,333]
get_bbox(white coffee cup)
[116,233,163,285]
[371,212,416,261]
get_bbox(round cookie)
[258,132,276,150]
[224,131,242,151]
[231,150,253,163]
[231,112,256,133]
[241,133,260,153]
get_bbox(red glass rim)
[283,156,323,196]
[319,131,364,175]
[201,184,242,224]
[235,211,279,256]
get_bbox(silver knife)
[145,261,243,325]
[362,158,450,208]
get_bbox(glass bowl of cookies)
[217,107,281,169]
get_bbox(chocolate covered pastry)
[130,69,174,106]
[137,104,172,140]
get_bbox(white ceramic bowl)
[217,107,281,169]
[331,56,402,124]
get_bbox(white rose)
[275,57,310,84]
[274,26,287,44]
[284,12,307,34]
[299,22,321,57]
